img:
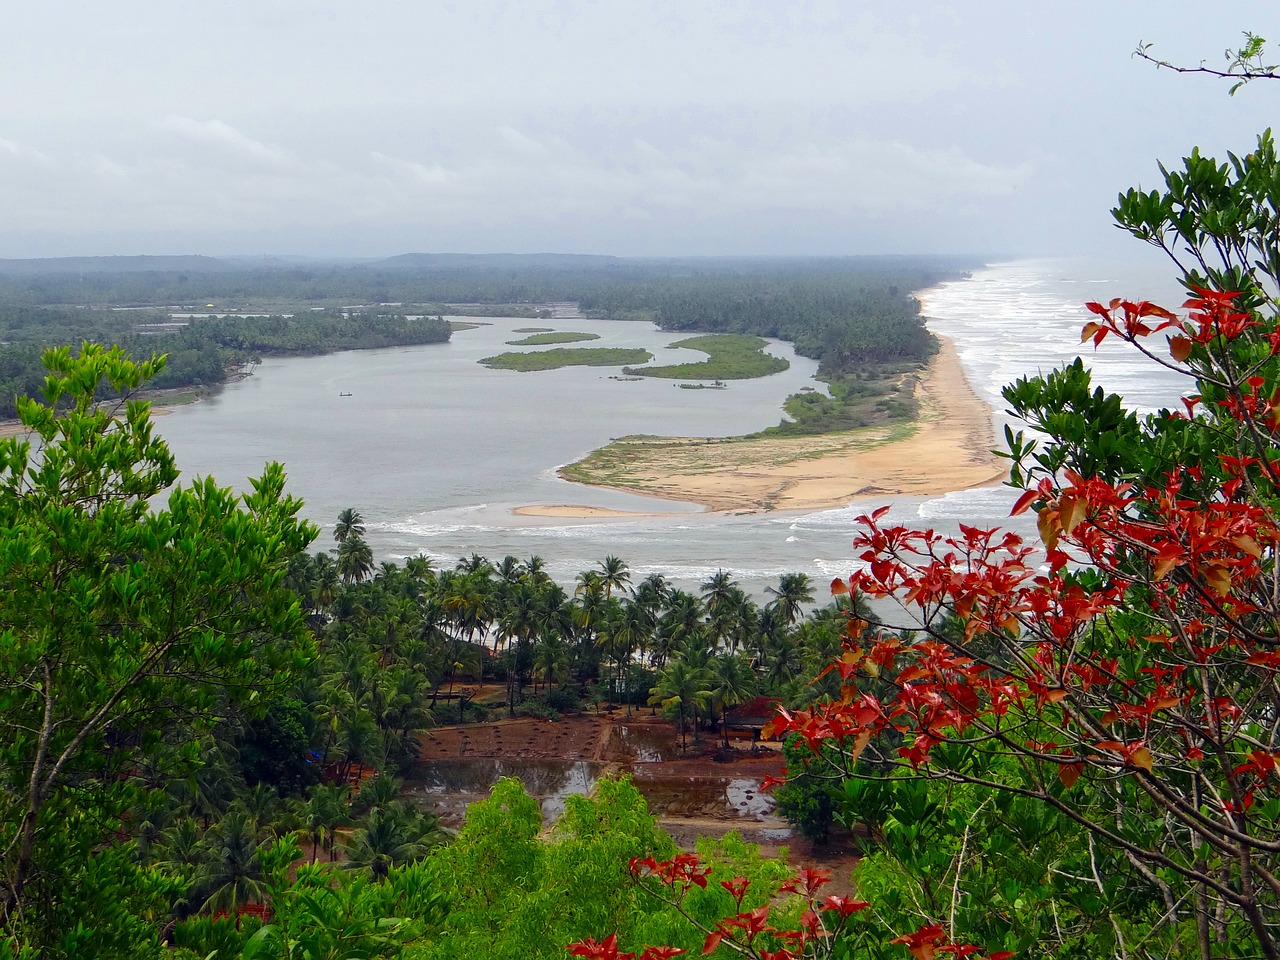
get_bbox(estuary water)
[154,257,1193,598]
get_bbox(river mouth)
[401,714,790,839]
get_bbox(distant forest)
[0,254,977,425]
[0,308,451,418]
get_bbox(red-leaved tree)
[569,853,1011,960]
[767,134,1280,960]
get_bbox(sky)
[1,1,1277,259]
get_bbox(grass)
[505,331,601,346]
[479,347,652,371]
[622,333,789,380]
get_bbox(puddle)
[405,756,777,826]
[628,770,776,821]
[406,758,605,823]
[611,723,681,762]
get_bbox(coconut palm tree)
[337,535,375,584]
[342,805,445,881]
[302,784,351,864]
[403,554,436,594]
[597,555,631,600]
[532,633,571,693]
[497,582,542,715]
[649,658,713,753]
[310,552,342,617]
[765,572,814,628]
[701,569,738,617]
[334,507,366,544]
[653,591,706,670]
[192,809,269,916]
[708,653,757,748]
[608,599,656,715]
[495,554,523,585]
[522,554,549,586]
[455,553,494,576]
[152,817,204,884]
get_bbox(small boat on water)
[339,392,353,397]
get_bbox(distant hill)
[0,255,234,275]
[374,252,625,271]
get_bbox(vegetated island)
[623,333,789,380]
[505,331,601,346]
[556,338,1004,514]
[479,346,652,371]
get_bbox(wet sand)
[534,338,1004,517]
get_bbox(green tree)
[336,534,375,584]
[764,572,814,627]
[342,805,445,882]
[190,809,271,917]
[649,659,713,753]
[333,507,365,544]
[0,344,315,947]
[707,653,756,749]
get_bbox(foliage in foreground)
[0,344,316,954]
[764,131,1280,959]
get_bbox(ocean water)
[153,258,1194,599]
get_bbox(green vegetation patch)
[758,362,922,437]
[479,347,652,371]
[623,333,789,380]
[505,331,601,346]
[511,326,554,333]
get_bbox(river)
[154,257,1191,599]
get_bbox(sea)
[153,257,1193,601]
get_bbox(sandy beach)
[534,337,1005,516]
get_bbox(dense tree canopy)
[0,344,316,952]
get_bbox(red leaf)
[1010,489,1040,516]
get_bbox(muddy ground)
[410,710,861,886]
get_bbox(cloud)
[0,137,53,165]
[0,117,1033,254]
[162,117,295,169]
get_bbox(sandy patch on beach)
[555,338,1005,514]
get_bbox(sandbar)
[552,337,1005,514]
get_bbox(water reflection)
[404,752,778,826]
[612,723,681,762]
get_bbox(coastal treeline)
[0,306,450,418]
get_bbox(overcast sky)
[1,1,1276,259]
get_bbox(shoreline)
[0,387,203,439]
[526,335,1005,517]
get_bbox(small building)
[722,696,783,742]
